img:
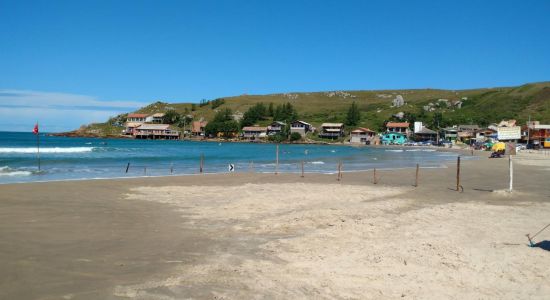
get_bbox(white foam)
[309,161,325,165]
[0,147,95,153]
[0,166,32,177]
[0,171,32,177]
[385,149,404,152]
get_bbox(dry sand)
[1,150,549,299]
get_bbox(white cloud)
[0,90,149,132]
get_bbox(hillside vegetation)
[74,82,550,136]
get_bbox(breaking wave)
[0,166,32,177]
[0,147,95,154]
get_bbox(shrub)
[290,132,302,142]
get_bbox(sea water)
[0,132,471,184]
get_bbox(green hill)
[77,81,550,137]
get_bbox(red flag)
[33,123,39,135]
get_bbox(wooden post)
[415,163,419,187]
[170,163,173,174]
[337,162,342,181]
[125,162,130,173]
[301,160,304,178]
[509,155,513,193]
[275,144,279,175]
[144,166,147,176]
[200,154,204,173]
[373,168,377,184]
[456,156,461,192]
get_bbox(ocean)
[0,132,469,184]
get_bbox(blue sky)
[1,0,549,132]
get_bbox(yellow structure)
[491,142,506,152]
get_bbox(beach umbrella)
[491,142,506,152]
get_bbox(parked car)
[420,140,435,146]
[516,144,526,152]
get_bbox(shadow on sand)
[531,240,550,251]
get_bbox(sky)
[1,0,549,132]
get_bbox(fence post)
[125,162,130,173]
[170,163,173,174]
[509,155,513,193]
[200,154,204,174]
[456,156,461,192]
[301,160,304,178]
[373,168,377,184]
[144,166,147,176]
[415,163,419,187]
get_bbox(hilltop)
[70,81,550,137]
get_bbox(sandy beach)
[1,150,549,299]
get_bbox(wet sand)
[1,150,549,299]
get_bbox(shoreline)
[0,145,477,186]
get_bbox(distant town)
[118,109,550,149]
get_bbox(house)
[192,121,208,136]
[123,122,142,135]
[456,125,480,143]
[241,126,267,140]
[134,124,180,140]
[386,122,410,137]
[475,128,497,142]
[290,121,313,137]
[381,132,407,145]
[319,123,345,139]
[126,113,148,123]
[146,113,165,124]
[414,127,437,142]
[522,121,550,148]
[443,127,458,141]
[267,121,286,135]
[350,127,376,144]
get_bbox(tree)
[205,108,239,138]
[273,102,298,122]
[162,110,180,124]
[268,102,274,117]
[241,103,268,127]
[345,101,361,126]
[431,112,444,129]
[211,98,225,109]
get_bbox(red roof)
[386,122,410,128]
[127,113,148,118]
